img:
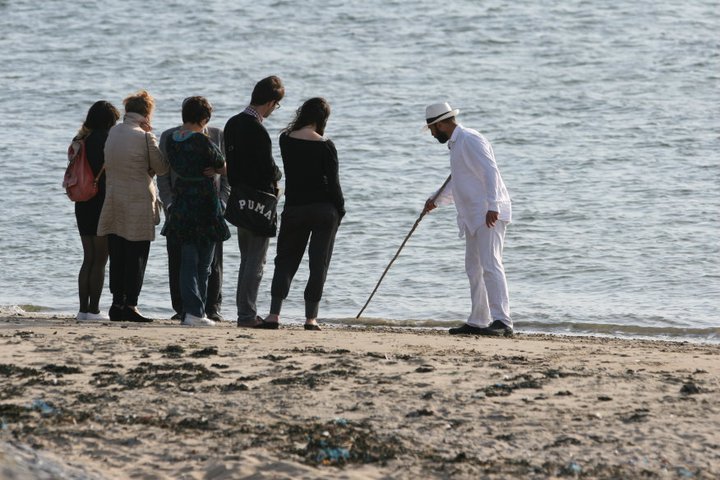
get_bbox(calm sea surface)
[0,1,717,340]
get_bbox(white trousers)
[464,221,511,328]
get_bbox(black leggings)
[78,235,108,313]
[270,203,340,319]
[107,234,150,307]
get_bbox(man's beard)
[434,131,449,144]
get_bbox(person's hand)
[139,121,153,132]
[486,210,499,228]
[423,198,437,214]
[203,167,217,177]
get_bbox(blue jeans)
[168,237,224,317]
[180,241,215,318]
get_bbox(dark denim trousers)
[180,241,215,318]
[168,238,223,316]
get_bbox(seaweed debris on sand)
[0,319,718,479]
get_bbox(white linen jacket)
[435,124,512,236]
[97,112,169,241]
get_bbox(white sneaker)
[182,313,215,327]
[84,311,110,321]
[75,312,86,321]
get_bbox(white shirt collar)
[448,123,462,149]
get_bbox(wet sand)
[1,316,718,479]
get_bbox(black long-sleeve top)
[223,112,282,193]
[279,132,345,217]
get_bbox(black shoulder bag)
[224,184,278,237]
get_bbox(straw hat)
[424,102,460,127]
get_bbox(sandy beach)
[0,315,718,479]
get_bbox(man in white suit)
[423,102,513,336]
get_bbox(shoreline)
[1,317,719,479]
[1,310,718,345]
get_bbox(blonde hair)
[123,90,155,117]
[75,125,91,140]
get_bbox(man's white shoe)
[182,314,215,327]
[75,312,86,321]
[84,312,110,321]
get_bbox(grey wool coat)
[97,112,169,241]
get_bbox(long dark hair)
[284,97,331,136]
[76,100,120,139]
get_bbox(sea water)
[0,0,717,340]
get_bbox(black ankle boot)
[109,305,124,321]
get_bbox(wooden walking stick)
[356,174,452,319]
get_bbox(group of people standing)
[72,76,344,330]
[71,76,513,336]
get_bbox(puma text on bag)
[224,184,278,237]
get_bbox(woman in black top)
[261,97,345,330]
[73,100,120,321]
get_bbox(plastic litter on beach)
[287,419,405,467]
[29,399,56,415]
